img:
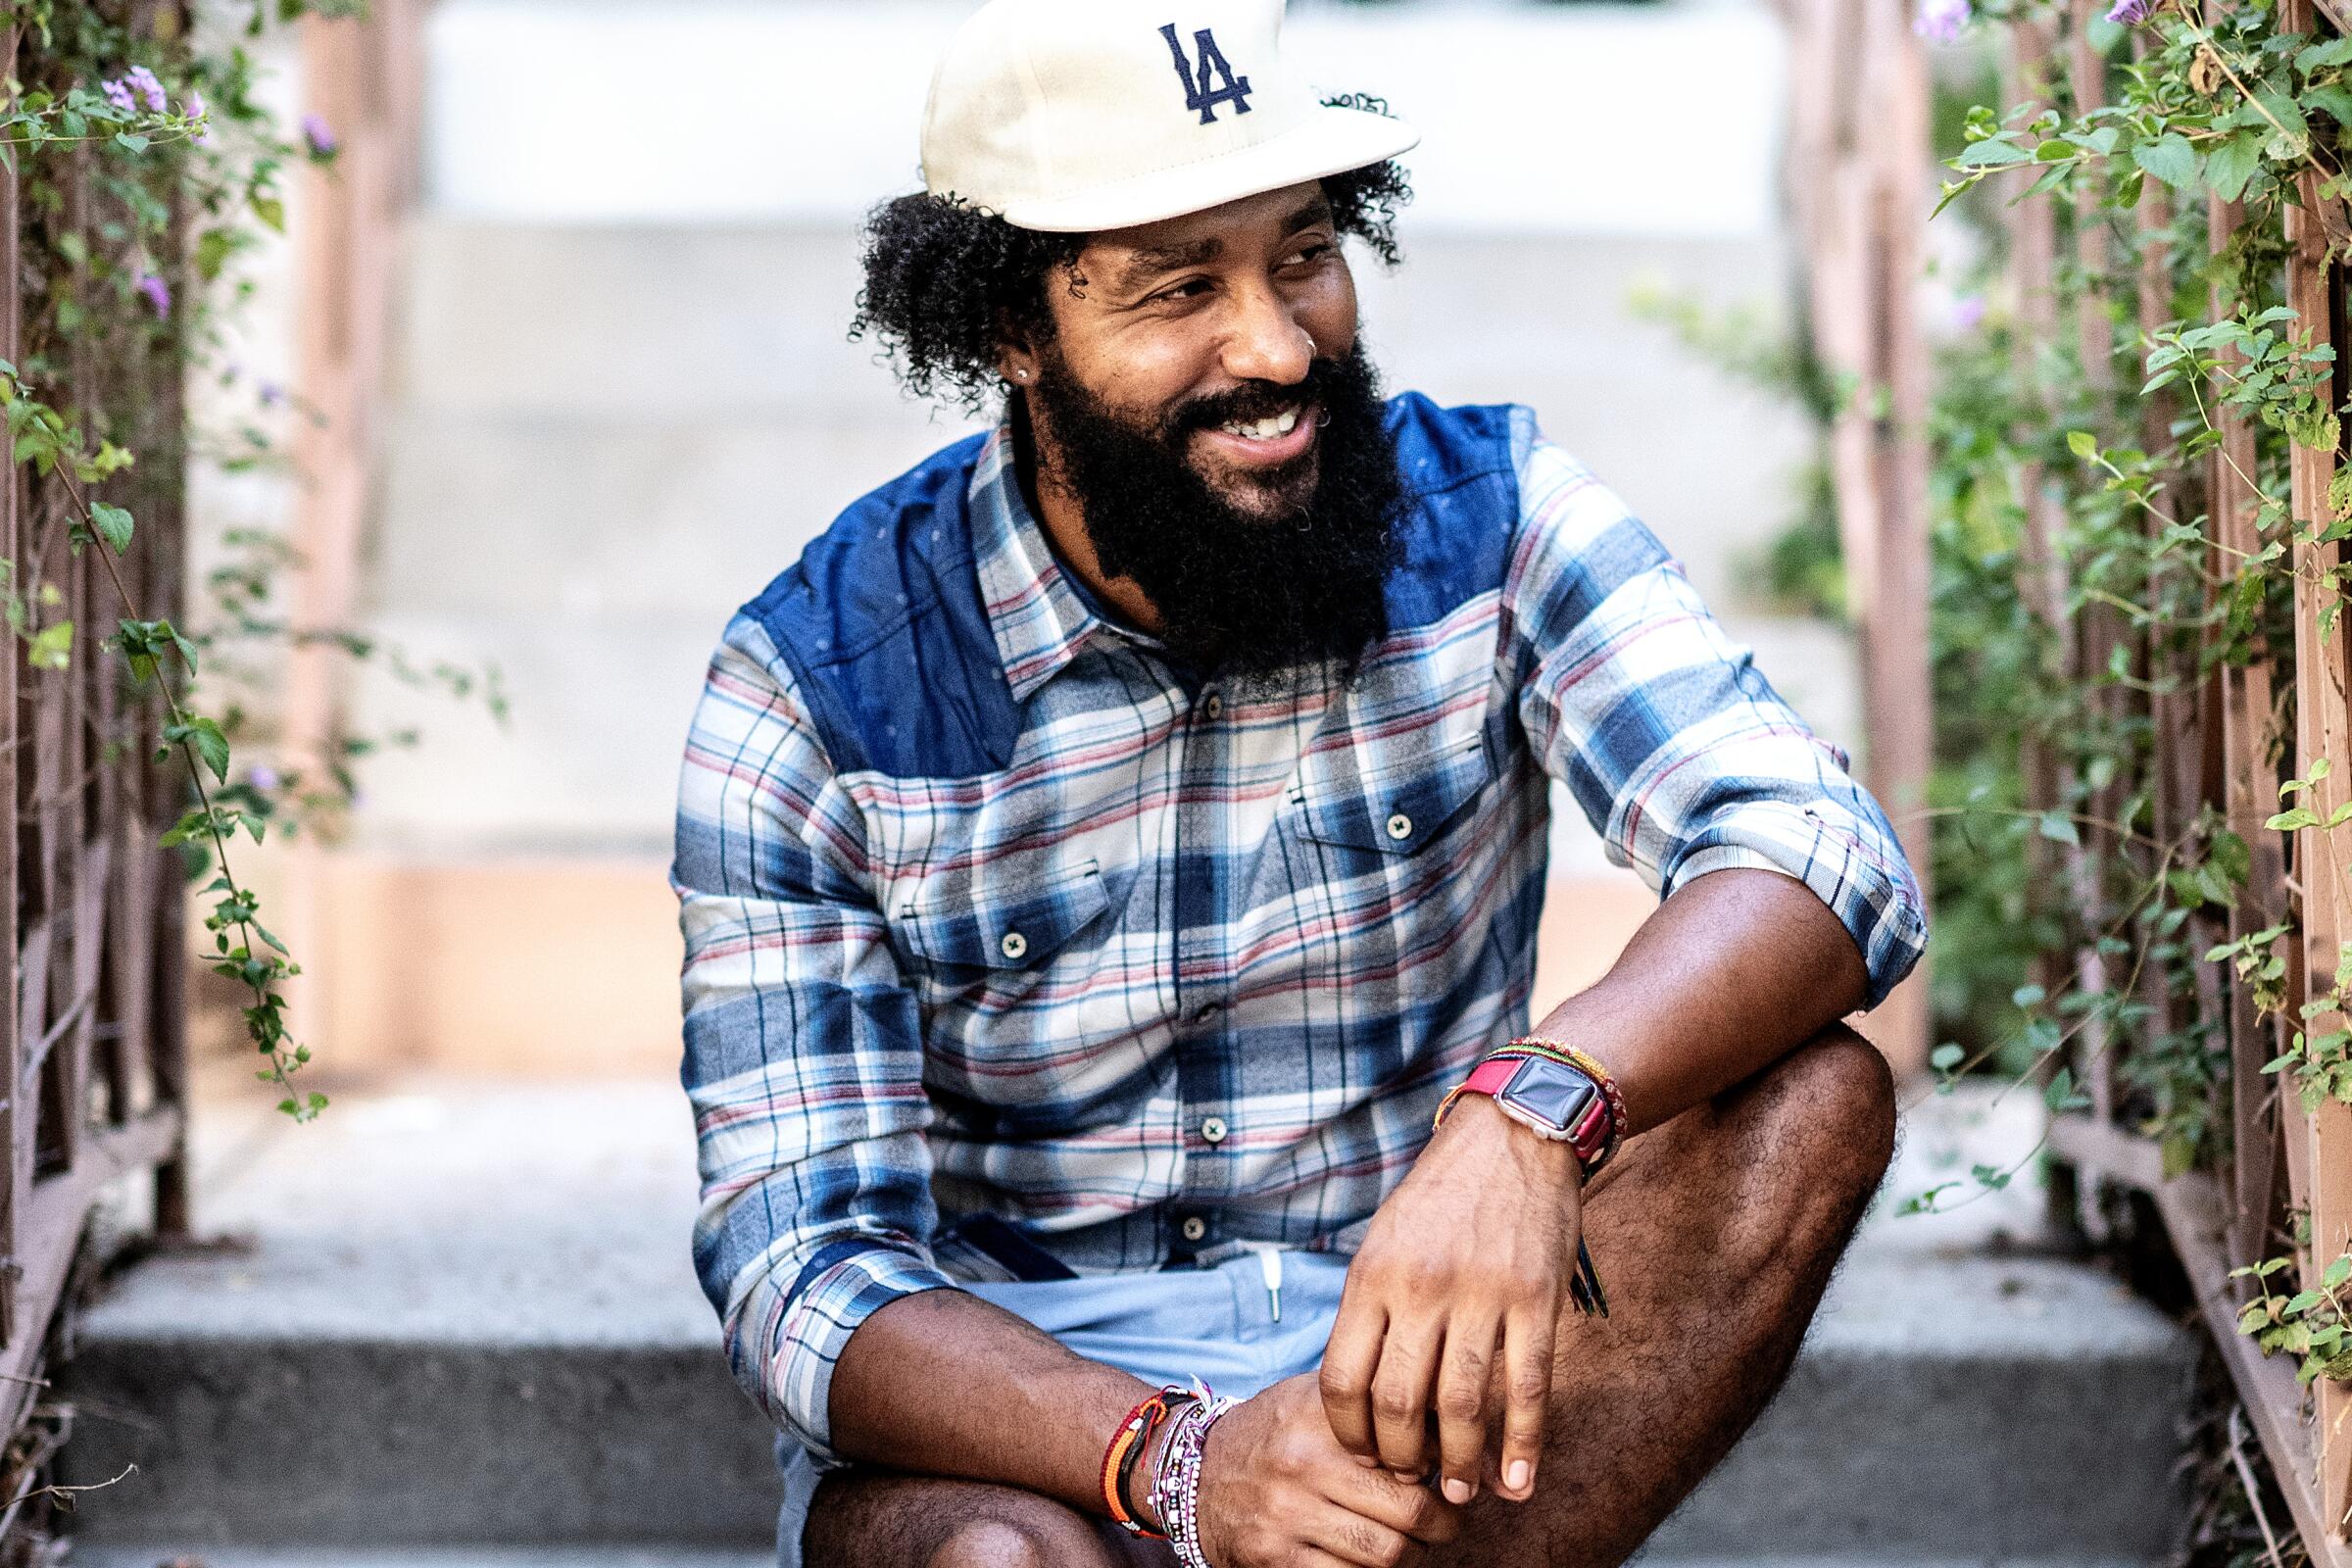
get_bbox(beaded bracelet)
[1148,1379,1237,1568]
[1101,1385,1183,1537]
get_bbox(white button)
[1000,930,1028,960]
[1200,1116,1229,1145]
[1180,1215,1208,1242]
[1386,812,1413,841]
[1203,694,1223,719]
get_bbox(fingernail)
[1356,1454,1383,1468]
[1443,1478,1472,1504]
[1506,1459,1532,1494]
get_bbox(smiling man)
[672,3,1928,1566]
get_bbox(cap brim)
[1001,107,1420,233]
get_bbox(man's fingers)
[1366,1319,1442,1477]
[1342,1463,1464,1545]
[1496,1303,1560,1501]
[1432,1318,1499,1504]
[1320,1295,1391,1461]
[1306,1500,1427,1568]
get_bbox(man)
[673,2,1926,1564]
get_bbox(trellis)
[1799,0,2352,1555]
[0,2,192,1500]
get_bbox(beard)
[1023,342,1407,689]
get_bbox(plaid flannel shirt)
[673,398,1926,1460]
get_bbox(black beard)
[1022,344,1406,688]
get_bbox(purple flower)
[301,113,338,158]
[136,272,171,318]
[258,380,284,409]
[100,77,135,114]
[1913,0,1970,40]
[2107,0,2155,23]
[125,66,167,114]
[185,88,214,148]
[245,764,280,792]
[1952,293,1986,330]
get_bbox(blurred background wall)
[236,0,1842,1082]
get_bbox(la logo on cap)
[919,0,1420,234]
[1158,23,1253,124]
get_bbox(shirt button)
[1386,811,1414,841]
[1180,1215,1208,1243]
[1202,693,1223,720]
[1200,1115,1229,1145]
[1000,930,1028,960]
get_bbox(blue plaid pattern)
[673,402,1926,1460]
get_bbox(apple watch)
[1436,1043,1625,1177]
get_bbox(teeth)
[1220,405,1304,441]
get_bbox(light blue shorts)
[774,1249,1352,1567]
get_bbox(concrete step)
[55,1079,2192,1560]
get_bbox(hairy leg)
[802,1468,1166,1568]
[1442,1024,1896,1568]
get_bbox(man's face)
[1026,181,1362,517]
[1007,182,1407,684]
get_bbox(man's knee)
[925,1509,1112,1568]
[1749,1023,1897,1218]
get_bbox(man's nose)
[1220,283,1315,386]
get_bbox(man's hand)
[1318,1094,1582,1505]
[1190,1371,1463,1568]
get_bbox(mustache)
[1167,359,1344,435]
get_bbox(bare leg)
[804,1025,1890,1568]
[802,1468,1167,1568]
[1443,1024,1896,1568]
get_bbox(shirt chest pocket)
[1292,736,1495,858]
[892,858,1112,978]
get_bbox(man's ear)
[993,310,1042,389]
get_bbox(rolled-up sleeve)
[672,612,956,1461]
[1504,425,1927,1007]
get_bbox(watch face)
[1502,1056,1597,1133]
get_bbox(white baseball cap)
[920,0,1420,233]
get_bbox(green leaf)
[2132,133,2198,189]
[87,501,131,555]
[25,620,71,670]
[1931,1043,1965,1071]
[112,131,148,154]
[2324,1254,2350,1290]
[2038,809,2082,846]
[1956,139,2034,169]
[180,714,230,784]
[2066,429,2099,460]
[2208,130,2266,202]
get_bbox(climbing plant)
[0,1,494,1122]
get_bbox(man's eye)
[1152,279,1212,305]
[1285,242,1335,268]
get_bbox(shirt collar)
[969,420,1140,703]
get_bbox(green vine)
[0,3,498,1121]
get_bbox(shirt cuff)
[1662,804,1928,1010]
[728,1241,958,1463]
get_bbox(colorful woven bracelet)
[1101,1385,1182,1537]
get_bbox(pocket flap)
[1296,744,1493,856]
[895,860,1109,969]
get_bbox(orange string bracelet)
[1102,1386,1182,1538]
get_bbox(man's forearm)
[827,1286,1154,1516]
[1533,867,1872,1136]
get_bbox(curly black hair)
[851,98,1412,412]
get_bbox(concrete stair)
[56,1077,2195,1564]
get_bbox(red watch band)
[1462,1054,1522,1100]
